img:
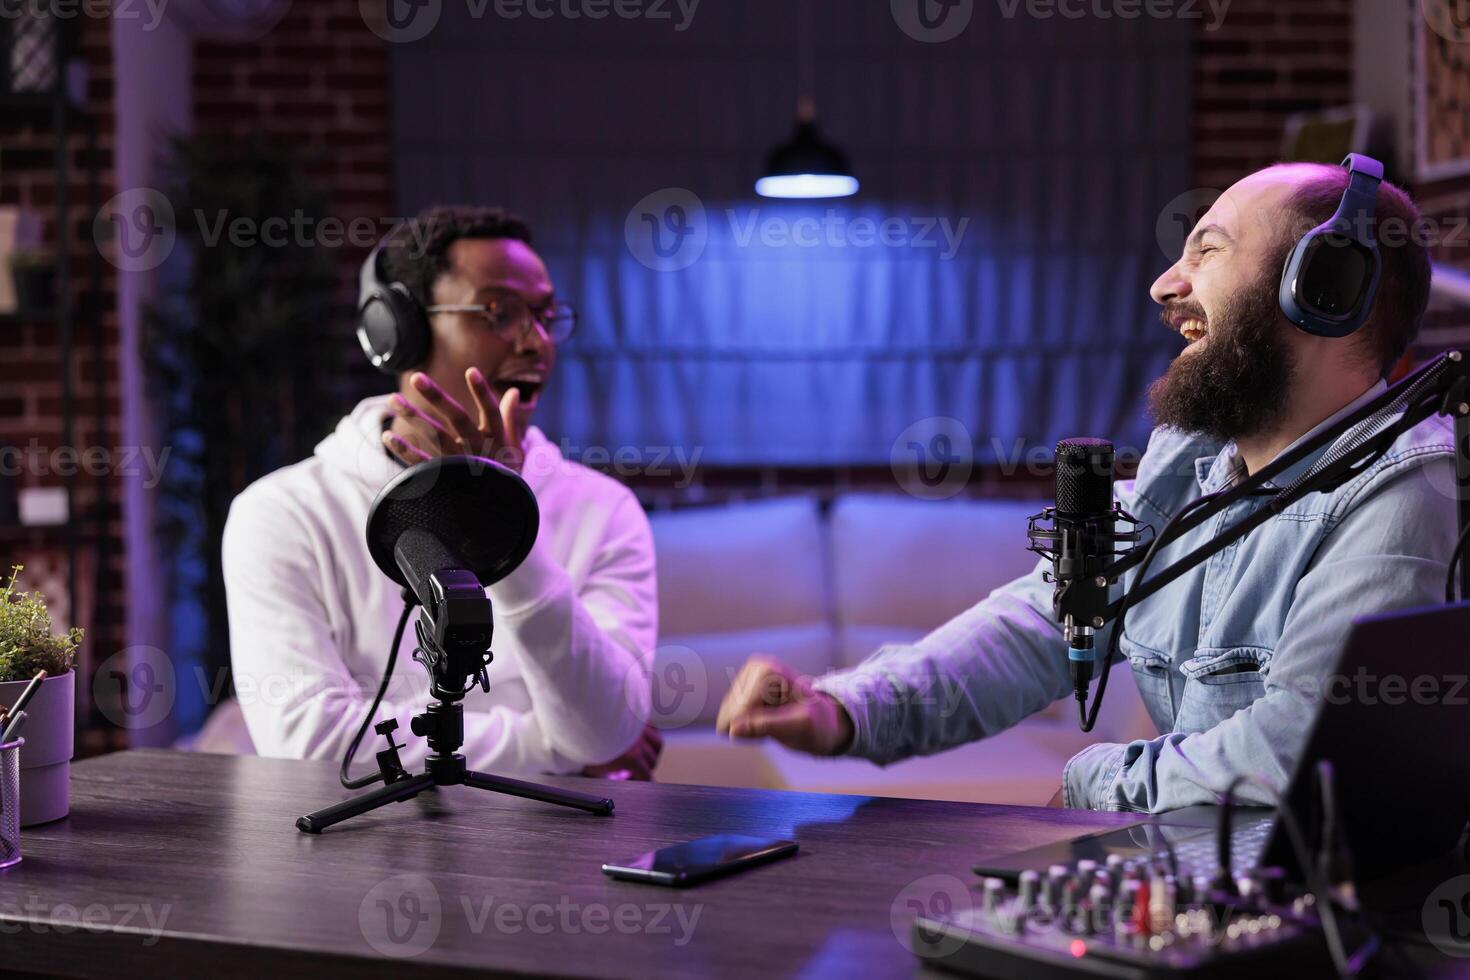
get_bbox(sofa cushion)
[650,496,829,637]
[828,494,1047,666]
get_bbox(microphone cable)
[1083,414,1418,732]
[340,592,416,789]
[1446,521,1470,604]
[1080,490,1222,731]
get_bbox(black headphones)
[1277,153,1384,339]
[356,233,431,374]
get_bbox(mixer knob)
[1044,864,1069,907]
[1077,859,1097,891]
[982,877,1005,915]
[1148,873,1176,934]
[1017,869,1040,909]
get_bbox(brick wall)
[1191,0,1355,193]
[0,12,120,746]
[192,1,393,322]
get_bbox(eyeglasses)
[425,295,578,344]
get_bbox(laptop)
[974,602,1470,886]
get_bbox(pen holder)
[0,737,23,870]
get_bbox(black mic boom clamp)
[296,457,614,834]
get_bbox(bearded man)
[715,161,1456,811]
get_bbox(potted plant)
[7,248,56,311]
[0,565,79,826]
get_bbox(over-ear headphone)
[356,232,431,374]
[1278,153,1384,338]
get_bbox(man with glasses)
[222,206,662,782]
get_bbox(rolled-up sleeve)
[813,557,1092,765]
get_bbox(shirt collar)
[1193,379,1389,493]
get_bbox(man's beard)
[1146,278,1295,444]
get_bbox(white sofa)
[647,494,1155,805]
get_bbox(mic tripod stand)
[296,600,614,834]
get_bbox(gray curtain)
[391,0,1192,465]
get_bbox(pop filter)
[366,455,539,597]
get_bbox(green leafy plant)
[144,135,340,691]
[0,566,80,683]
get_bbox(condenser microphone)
[366,455,539,699]
[1026,437,1140,711]
[1052,438,1116,704]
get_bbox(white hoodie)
[221,395,656,775]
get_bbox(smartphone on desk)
[601,834,798,887]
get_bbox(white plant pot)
[0,670,74,826]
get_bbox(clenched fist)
[714,655,855,756]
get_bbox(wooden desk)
[0,749,1141,978]
[7,751,1466,979]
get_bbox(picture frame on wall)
[1414,0,1470,182]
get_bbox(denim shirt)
[814,384,1459,811]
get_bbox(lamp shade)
[756,119,859,199]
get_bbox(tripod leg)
[463,770,614,816]
[297,772,437,834]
